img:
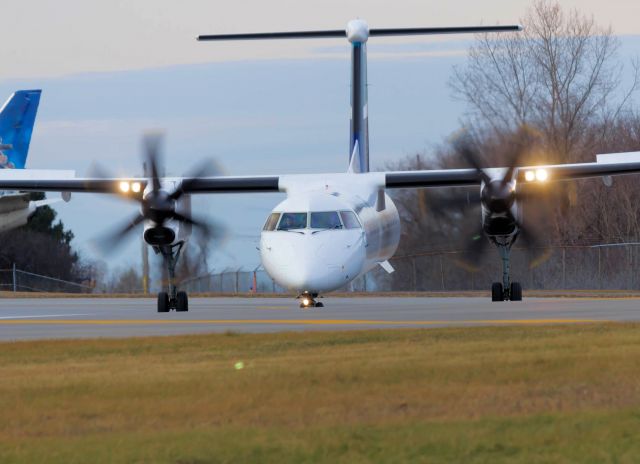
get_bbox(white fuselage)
[260,172,401,294]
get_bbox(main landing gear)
[490,236,523,302]
[156,243,189,312]
[299,292,324,309]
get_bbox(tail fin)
[0,90,41,169]
[197,21,521,174]
[349,31,369,173]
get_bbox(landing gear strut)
[156,242,189,312]
[490,236,522,302]
[299,292,324,309]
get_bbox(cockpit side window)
[277,212,307,230]
[263,213,281,231]
[310,211,342,229]
[339,211,361,229]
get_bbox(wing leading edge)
[0,175,281,195]
[385,159,640,189]
[0,158,639,194]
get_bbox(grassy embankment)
[2,323,640,462]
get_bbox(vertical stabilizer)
[0,90,41,169]
[197,21,521,174]
[347,20,370,173]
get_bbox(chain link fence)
[374,243,640,292]
[0,265,94,293]
[7,243,629,295]
[178,243,640,294]
[181,268,288,294]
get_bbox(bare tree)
[384,0,640,290]
[451,0,638,162]
[108,266,142,293]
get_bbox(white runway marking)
[0,313,90,320]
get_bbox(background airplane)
[0,21,639,311]
[0,89,63,232]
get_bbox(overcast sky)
[0,0,638,276]
[1,0,639,79]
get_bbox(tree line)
[0,192,92,291]
[382,0,640,291]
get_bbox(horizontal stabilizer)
[198,25,521,41]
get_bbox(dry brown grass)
[2,324,640,462]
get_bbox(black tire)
[176,291,189,312]
[491,282,503,302]
[315,302,324,308]
[157,292,170,313]
[510,282,523,301]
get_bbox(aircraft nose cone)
[284,239,335,290]
[261,230,365,293]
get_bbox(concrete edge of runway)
[3,290,640,300]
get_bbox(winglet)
[378,260,395,274]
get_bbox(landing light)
[131,182,142,193]
[524,169,548,182]
[302,298,310,306]
[535,168,548,182]
[119,181,130,193]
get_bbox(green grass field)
[2,324,640,463]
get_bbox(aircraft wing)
[0,171,280,195]
[385,153,640,188]
[0,153,639,194]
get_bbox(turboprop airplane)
[0,20,639,311]
[0,89,62,231]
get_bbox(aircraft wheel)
[157,292,170,313]
[176,291,189,312]
[315,301,324,308]
[299,295,315,309]
[510,282,523,301]
[491,282,503,302]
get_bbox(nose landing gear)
[299,292,324,308]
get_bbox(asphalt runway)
[0,296,639,341]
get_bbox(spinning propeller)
[94,134,223,251]
[448,130,549,269]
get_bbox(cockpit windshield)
[310,211,342,229]
[277,212,307,230]
[267,210,361,232]
[263,213,280,231]
[339,211,361,229]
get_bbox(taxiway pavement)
[0,296,638,341]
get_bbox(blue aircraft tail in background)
[0,90,41,169]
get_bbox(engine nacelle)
[140,188,193,247]
[144,226,176,246]
[483,215,517,236]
